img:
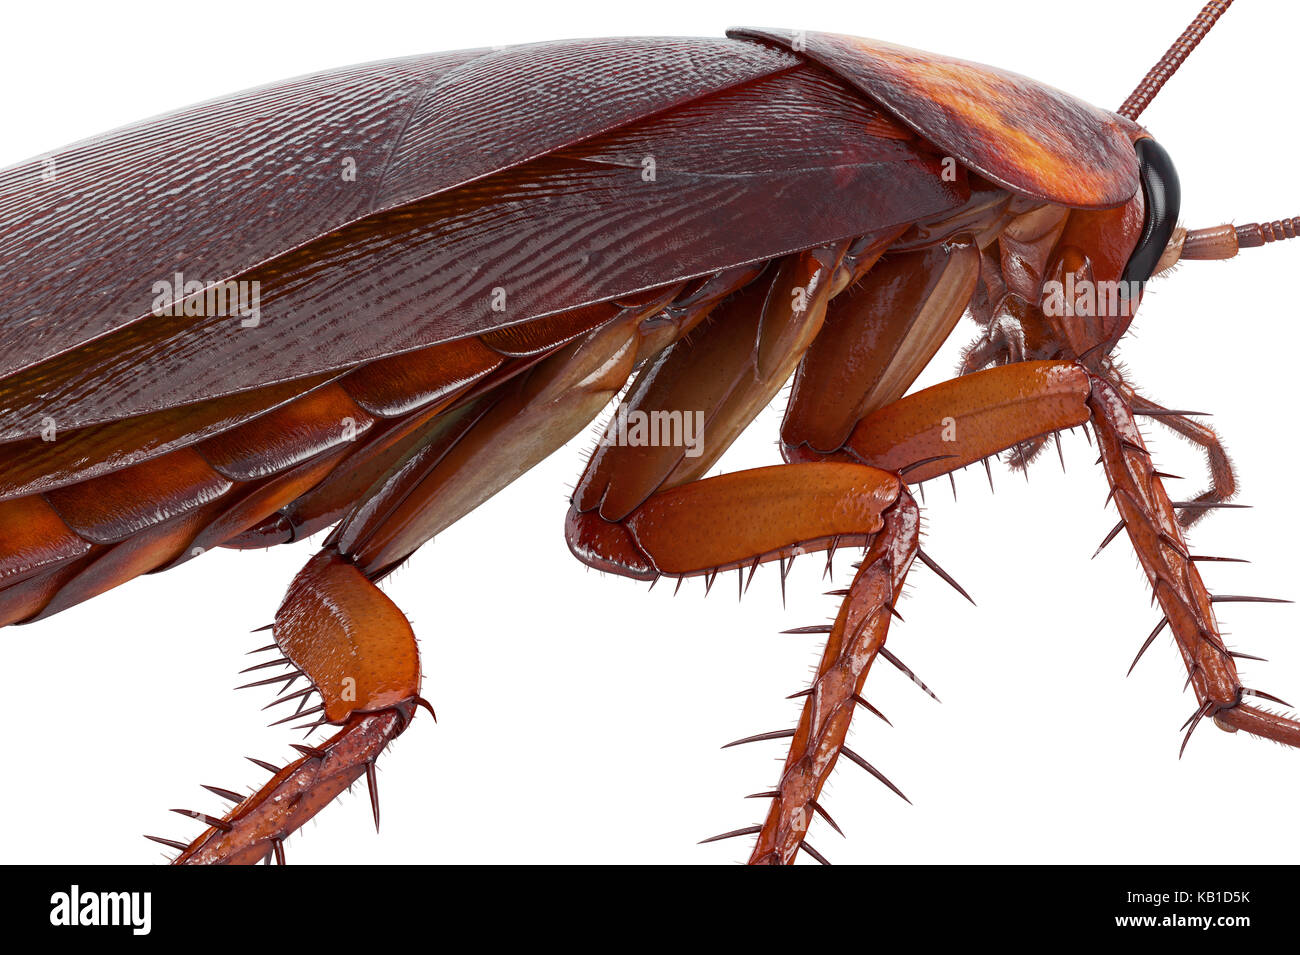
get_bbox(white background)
[1,0,1296,865]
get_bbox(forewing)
[0,37,798,382]
[0,61,969,440]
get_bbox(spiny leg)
[745,487,918,865]
[1087,375,1299,749]
[170,552,427,864]
[570,226,1094,863]
[571,351,1096,862]
[743,360,1095,863]
[574,349,1294,861]
[164,308,655,863]
[568,460,914,864]
[564,241,961,864]
[166,247,857,862]
[846,365,1298,749]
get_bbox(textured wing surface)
[0,57,967,439]
[0,37,798,380]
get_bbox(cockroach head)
[1129,132,1297,276]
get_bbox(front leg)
[1113,378,1237,528]
[807,363,1299,751]
[1088,377,1299,748]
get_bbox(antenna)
[1180,218,1300,260]
[1118,1,1235,120]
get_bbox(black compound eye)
[1120,137,1181,287]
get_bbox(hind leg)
[163,311,648,863]
[170,551,426,865]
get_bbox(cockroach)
[1,0,1296,865]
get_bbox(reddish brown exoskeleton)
[0,0,1294,864]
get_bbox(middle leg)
[567,360,1096,863]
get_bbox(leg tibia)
[1089,375,1300,749]
[566,457,915,865]
[174,705,413,865]
[1089,377,1239,709]
[750,489,918,865]
[1115,380,1238,528]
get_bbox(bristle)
[1127,616,1169,677]
[698,825,762,845]
[915,548,976,605]
[202,785,245,804]
[722,729,797,749]
[366,761,381,833]
[144,834,189,851]
[878,647,940,702]
[799,841,831,865]
[1092,519,1126,559]
[171,809,233,833]
[840,745,910,804]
